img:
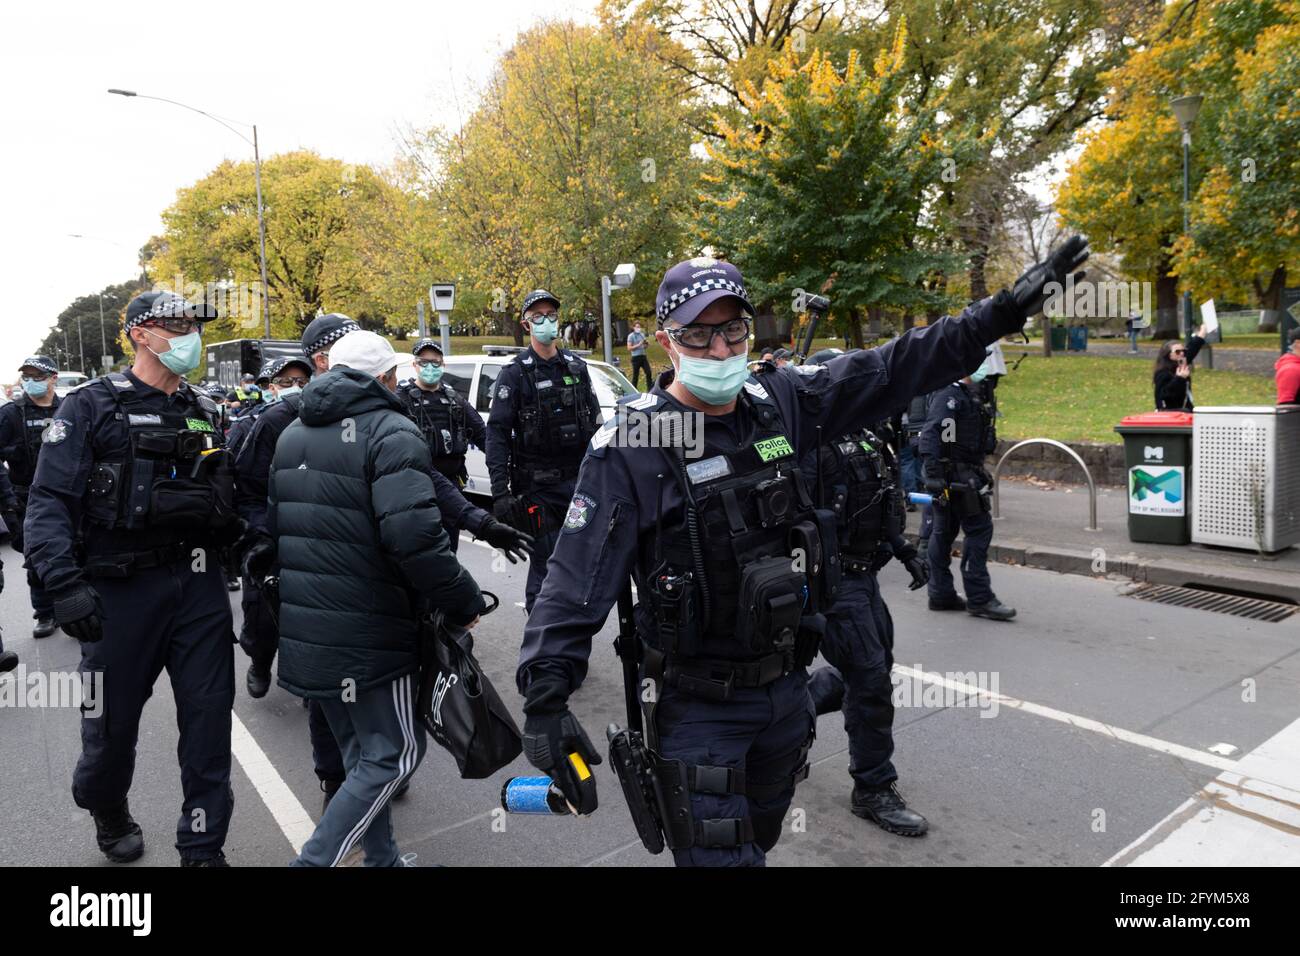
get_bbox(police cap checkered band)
[655,258,755,327]
[411,337,443,356]
[269,355,313,379]
[301,313,360,355]
[20,355,58,375]
[256,363,275,382]
[123,291,218,331]
[521,290,561,318]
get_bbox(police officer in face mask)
[0,464,20,672]
[398,340,488,543]
[225,361,275,461]
[24,291,243,866]
[920,352,1015,621]
[798,377,930,836]
[0,355,63,637]
[486,291,602,612]
[515,240,1087,866]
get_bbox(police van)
[396,345,640,501]
[205,337,305,390]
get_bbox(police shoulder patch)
[947,397,958,410]
[562,492,598,533]
[496,384,511,400]
[43,419,72,444]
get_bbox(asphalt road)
[2,536,1298,867]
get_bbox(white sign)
[1200,299,1219,336]
[1128,465,1186,517]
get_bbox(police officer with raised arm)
[486,291,601,612]
[25,291,243,866]
[514,240,1087,866]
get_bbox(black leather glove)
[477,517,533,564]
[903,555,929,590]
[53,583,105,643]
[994,235,1090,335]
[522,710,601,815]
[241,533,277,582]
[444,590,488,628]
[492,495,518,525]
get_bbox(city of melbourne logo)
[1128,466,1185,517]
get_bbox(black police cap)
[411,337,443,356]
[301,313,360,356]
[20,355,58,375]
[269,355,313,380]
[124,291,217,331]
[520,290,561,318]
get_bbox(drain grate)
[1125,583,1299,623]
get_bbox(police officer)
[0,463,20,672]
[0,355,63,637]
[486,291,601,612]
[516,239,1087,866]
[25,291,242,865]
[799,388,930,836]
[920,352,1016,621]
[398,338,487,552]
[234,353,313,699]
[225,361,275,460]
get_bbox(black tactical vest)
[8,395,58,487]
[635,382,840,664]
[402,382,469,463]
[82,374,235,550]
[510,351,598,487]
[816,428,907,570]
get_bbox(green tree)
[38,279,148,376]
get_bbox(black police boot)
[928,594,967,611]
[246,661,272,699]
[968,600,1017,621]
[0,649,17,673]
[33,616,56,638]
[321,779,343,813]
[181,851,229,867]
[851,783,929,837]
[92,803,145,863]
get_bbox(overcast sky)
[0,0,597,376]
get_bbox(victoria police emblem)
[563,493,598,532]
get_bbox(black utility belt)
[516,465,579,485]
[651,647,793,701]
[83,542,199,579]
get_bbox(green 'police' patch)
[753,435,793,462]
[186,418,215,432]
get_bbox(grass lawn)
[419,334,1276,446]
[1023,332,1285,350]
[994,353,1277,444]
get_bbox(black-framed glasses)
[143,318,204,335]
[416,359,444,368]
[20,372,51,382]
[272,375,309,388]
[663,317,751,351]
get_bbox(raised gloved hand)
[241,533,277,582]
[477,517,533,564]
[902,555,930,590]
[53,583,105,643]
[993,234,1090,335]
[522,690,601,815]
[492,495,518,525]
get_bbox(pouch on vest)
[735,556,805,655]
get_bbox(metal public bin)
[1114,412,1194,544]
[1192,405,1300,552]
[1050,325,1067,351]
[1068,325,1088,351]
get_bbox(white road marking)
[1103,716,1300,866]
[230,711,317,856]
[892,665,1239,773]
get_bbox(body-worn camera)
[752,476,793,527]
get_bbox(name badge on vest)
[686,455,732,485]
[128,414,163,426]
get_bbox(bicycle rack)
[991,438,1100,531]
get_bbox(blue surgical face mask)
[531,316,559,344]
[275,386,302,400]
[143,328,203,375]
[21,378,49,398]
[674,349,751,406]
[969,361,991,384]
[419,363,444,385]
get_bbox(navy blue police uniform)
[24,291,241,864]
[919,379,1007,615]
[0,463,19,670]
[516,256,1035,866]
[0,355,63,632]
[803,416,931,834]
[399,338,487,554]
[486,292,602,612]
[224,361,275,461]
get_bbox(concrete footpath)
[912,476,1300,604]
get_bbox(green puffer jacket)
[269,365,484,699]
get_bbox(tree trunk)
[1255,265,1286,332]
[901,312,915,332]
[847,307,865,350]
[1041,313,1053,358]
[867,306,883,342]
[1154,270,1180,340]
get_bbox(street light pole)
[77,313,85,372]
[108,89,272,337]
[1170,95,1208,368]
